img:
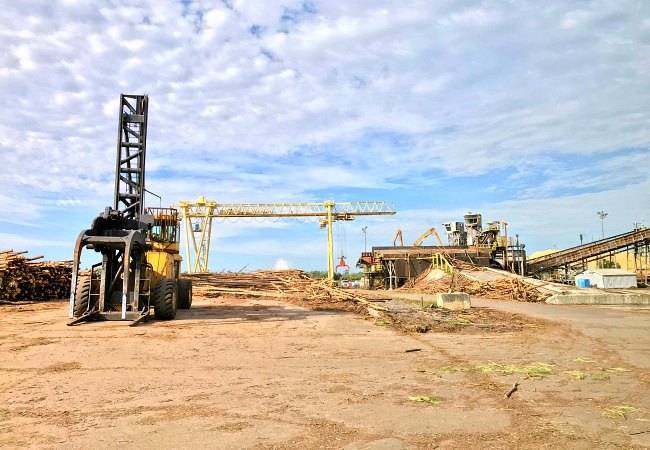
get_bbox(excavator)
[412,227,444,247]
[68,94,192,326]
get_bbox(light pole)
[597,211,608,268]
[597,211,608,240]
[361,226,368,252]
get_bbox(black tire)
[177,279,192,309]
[152,278,177,320]
[73,275,98,317]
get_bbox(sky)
[1,0,649,272]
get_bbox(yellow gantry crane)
[175,197,395,280]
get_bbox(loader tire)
[73,275,98,317]
[177,279,192,309]
[153,278,177,320]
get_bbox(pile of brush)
[184,269,387,312]
[402,264,550,303]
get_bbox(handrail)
[418,253,454,275]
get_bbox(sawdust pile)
[401,266,550,303]
[0,250,72,302]
[184,269,386,313]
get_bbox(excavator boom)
[393,229,403,246]
[413,227,444,247]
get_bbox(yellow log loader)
[68,94,191,326]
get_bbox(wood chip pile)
[402,265,550,303]
[184,269,386,312]
[0,250,72,302]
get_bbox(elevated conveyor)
[527,229,650,275]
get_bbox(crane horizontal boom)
[176,200,395,218]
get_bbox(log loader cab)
[145,207,192,311]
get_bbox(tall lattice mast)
[114,94,148,220]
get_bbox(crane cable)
[336,221,347,259]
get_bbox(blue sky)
[1,0,649,272]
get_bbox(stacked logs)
[0,250,72,302]
[185,269,387,312]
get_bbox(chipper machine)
[68,94,191,326]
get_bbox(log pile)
[185,270,387,312]
[0,250,72,302]
[402,265,550,303]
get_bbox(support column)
[326,201,334,282]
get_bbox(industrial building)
[357,212,650,290]
[357,212,526,289]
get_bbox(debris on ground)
[185,270,388,314]
[185,270,545,334]
[401,267,473,292]
[401,265,552,303]
[0,250,72,302]
[379,298,544,333]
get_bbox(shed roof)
[579,269,636,277]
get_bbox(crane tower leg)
[326,202,334,282]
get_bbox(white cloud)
[274,258,292,270]
[0,0,648,268]
[0,232,70,250]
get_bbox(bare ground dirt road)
[1,292,649,449]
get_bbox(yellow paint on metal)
[175,197,396,280]
[419,253,455,275]
[413,227,444,247]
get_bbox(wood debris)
[0,250,72,302]
[464,277,550,303]
[401,264,550,303]
[506,381,520,398]
[184,269,388,312]
[401,267,473,293]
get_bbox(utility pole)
[501,221,508,270]
[597,211,608,240]
[361,226,368,252]
[597,211,608,268]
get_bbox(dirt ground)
[1,291,650,449]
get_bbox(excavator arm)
[393,229,403,246]
[413,227,444,247]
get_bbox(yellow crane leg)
[326,201,334,282]
[183,213,192,274]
